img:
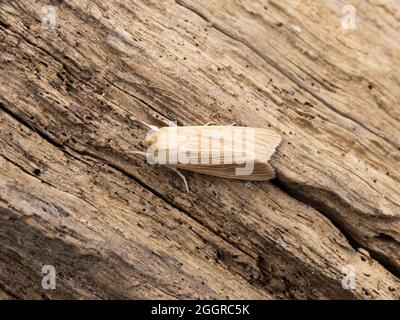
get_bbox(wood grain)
[0,0,399,299]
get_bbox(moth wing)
[176,162,277,180]
[162,126,281,180]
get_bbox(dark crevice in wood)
[175,0,399,150]
[105,79,172,123]
[0,100,93,170]
[0,18,11,30]
[271,179,360,252]
[0,23,169,130]
[0,282,20,300]
[0,101,66,150]
[271,178,400,279]
[0,153,40,181]
[1,1,171,130]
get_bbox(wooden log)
[0,0,399,299]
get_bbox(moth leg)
[229,122,236,126]
[169,167,190,193]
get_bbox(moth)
[137,122,281,192]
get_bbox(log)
[0,0,399,299]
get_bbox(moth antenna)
[139,120,159,131]
[169,167,189,193]
[117,107,159,131]
[129,115,159,131]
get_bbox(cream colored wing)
[150,126,281,180]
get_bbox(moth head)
[143,128,159,148]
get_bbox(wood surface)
[0,0,399,299]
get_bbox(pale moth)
[136,121,281,193]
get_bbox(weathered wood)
[0,0,399,299]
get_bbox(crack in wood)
[272,178,400,278]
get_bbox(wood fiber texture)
[0,0,399,299]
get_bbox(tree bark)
[0,0,399,299]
